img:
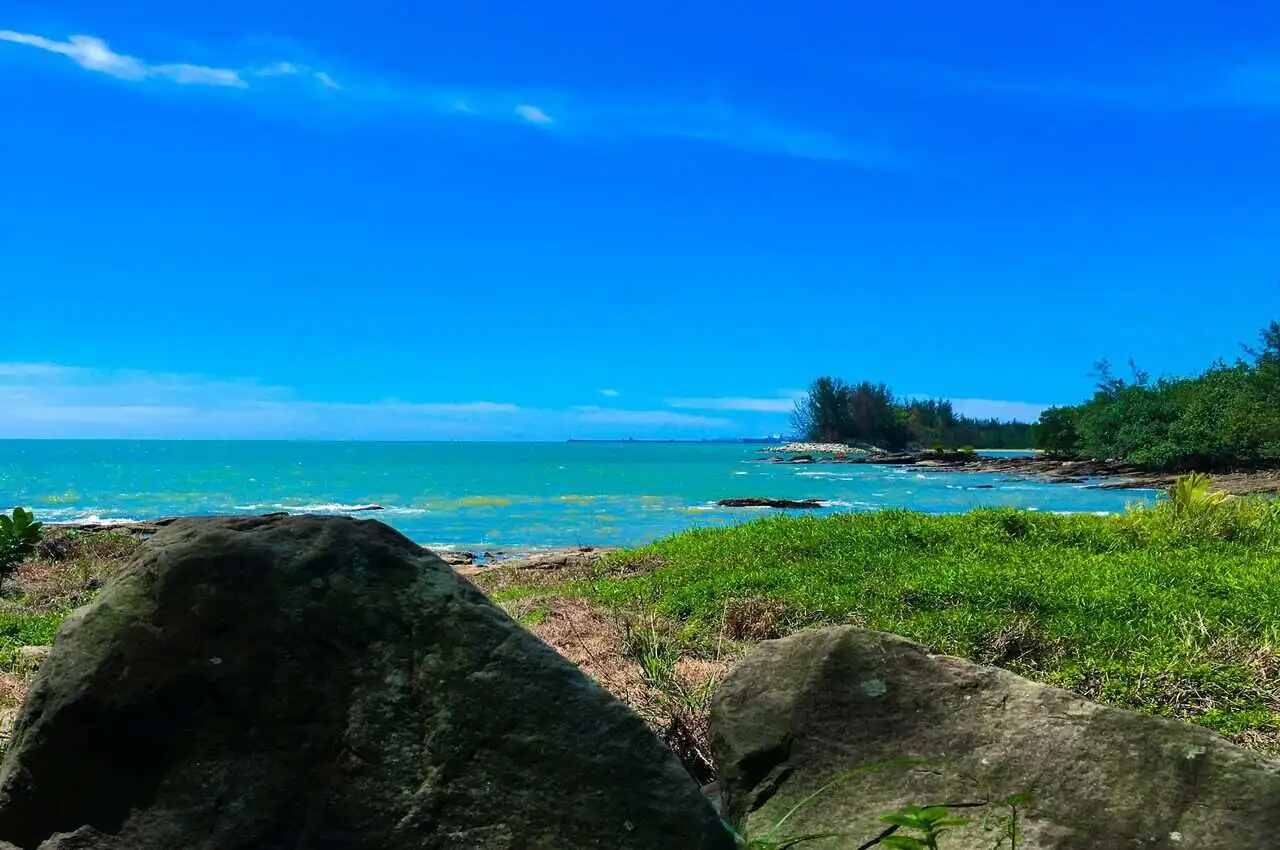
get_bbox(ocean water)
[0,441,1158,551]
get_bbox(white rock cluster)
[763,442,870,455]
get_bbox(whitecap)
[243,503,388,514]
[50,514,139,526]
[379,507,430,517]
[794,471,856,481]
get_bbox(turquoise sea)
[0,441,1158,552]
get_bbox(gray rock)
[430,550,476,567]
[484,546,616,571]
[0,515,729,850]
[712,626,1280,849]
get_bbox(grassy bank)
[5,484,1280,766]
[487,479,1280,755]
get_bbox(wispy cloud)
[666,393,804,413]
[1206,62,1280,109]
[668,390,1048,422]
[599,389,620,398]
[0,28,341,92]
[569,406,731,427]
[0,30,249,88]
[515,104,553,124]
[0,27,894,164]
[254,59,341,90]
[0,363,736,439]
[888,56,1280,112]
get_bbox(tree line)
[1036,321,1280,471]
[789,320,1280,469]
[789,379,1035,452]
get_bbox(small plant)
[878,805,973,849]
[1167,473,1226,515]
[0,508,43,590]
[618,613,722,783]
[725,767,875,849]
[726,761,930,849]
[1125,473,1280,541]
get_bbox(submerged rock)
[717,498,823,509]
[712,627,1280,849]
[0,515,729,850]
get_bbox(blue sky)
[2,1,1277,439]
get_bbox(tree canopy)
[790,379,1035,451]
[1035,321,1280,471]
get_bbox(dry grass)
[722,596,793,642]
[496,592,732,784]
[0,529,141,754]
[8,528,140,613]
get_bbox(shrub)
[1036,320,1280,470]
[0,508,42,590]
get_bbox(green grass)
[581,500,1280,747]
[0,610,64,650]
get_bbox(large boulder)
[712,627,1280,849]
[0,515,729,850]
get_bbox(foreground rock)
[713,627,1280,849]
[0,515,729,850]
[717,498,823,510]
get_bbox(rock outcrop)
[712,627,1280,849]
[717,498,823,510]
[0,515,729,850]
[485,546,617,571]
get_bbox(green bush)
[0,508,42,589]
[1037,321,1280,471]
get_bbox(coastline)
[759,447,1280,496]
[10,497,1280,792]
[45,516,614,570]
[38,457,1276,557]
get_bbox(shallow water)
[0,441,1157,550]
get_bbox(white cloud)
[570,406,732,428]
[257,61,301,76]
[0,30,247,87]
[515,104,553,124]
[666,393,804,413]
[0,364,739,439]
[0,362,78,379]
[0,27,888,164]
[255,60,341,89]
[599,389,620,397]
[893,56,1280,112]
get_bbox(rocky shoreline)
[8,515,1280,848]
[47,517,616,572]
[758,449,1280,496]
